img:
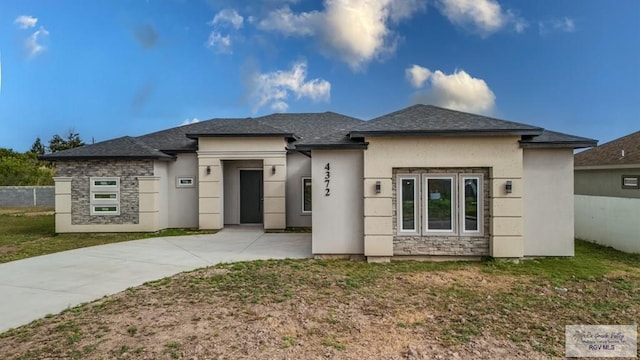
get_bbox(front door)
[240,170,263,223]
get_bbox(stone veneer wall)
[55,160,154,225]
[392,167,490,256]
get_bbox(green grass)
[482,240,640,284]
[0,208,216,264]
[0,239,638,358]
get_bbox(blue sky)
[0,0,638,152]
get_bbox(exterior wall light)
[375,181,381,194]
[272,165,276,175]
[206,166,211,175]
[505,180,512,194]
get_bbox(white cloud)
[26,27,49,58]
[250,61,331,112]
[205,32,232,53]
[513,16,528,33]
[206,9,244,54]
[539,17,576,35]
[211,9,244,29]
[181,117,200,126]
[14,15,38,29]
[436,0,526,36]
[409,66,496,115]
[258,6,320,36]
[258,0,425,71]
[406,64,432,89]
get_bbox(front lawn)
[0,239,638,359]
[0,208,216,264]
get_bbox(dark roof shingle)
[40,105,597,159]
[520,130,597,149]
[255,112,364,147]
[575,131,640,167]
[40,136,174,160]
[350,104,543,137]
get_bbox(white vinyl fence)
[575,195,640,254]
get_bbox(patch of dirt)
[402,268,516,291]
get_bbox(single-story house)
[574,131,640,253]
[42,105,596,261]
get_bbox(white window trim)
[92,205,119,215]
[92,192,119,201]
[176,176,195,188]
[397,175,419,235]
[302,177,312,213]
[460,175,483,235]
[91,177,119,188]
[622,175,639,189]
[90,177,120,216]
[424,175,456,234]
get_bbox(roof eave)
[349,129,543,138]
[519,141,598,149]
[39,155,175,161]
[575,164,640,170]
[186,133,297,140]
[295,142,369,151]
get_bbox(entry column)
[198,157,222,229]
[263,156,286,229]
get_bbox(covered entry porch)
[195,137,288,230]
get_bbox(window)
[92,193,118,200]
[461,176,481,233]
[302,177,312,213]
[398,176,418,233]
[90,177,120,215]
[92,206,118,214]
[397,173,483,236]
[622,175,639,189]
[426,176,455,233]
[93,179,117,186]
[176,176,195,188]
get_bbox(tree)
[29,137,46,156]
[0,148,54,186]
[48,130,85,153]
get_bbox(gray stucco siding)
[575,168,640,199]
[165,154,199,228]
[285,152,312,228]
[55,160,154,225]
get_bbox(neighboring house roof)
[39,104,596,160]
[40,136,175,161]
[349,105,543,137]
[520,130,597,149]
[575,130,640,168]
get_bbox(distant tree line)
[0,130,85,186]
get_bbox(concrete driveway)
[0,226,311,333]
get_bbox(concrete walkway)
[0,227,311,333]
